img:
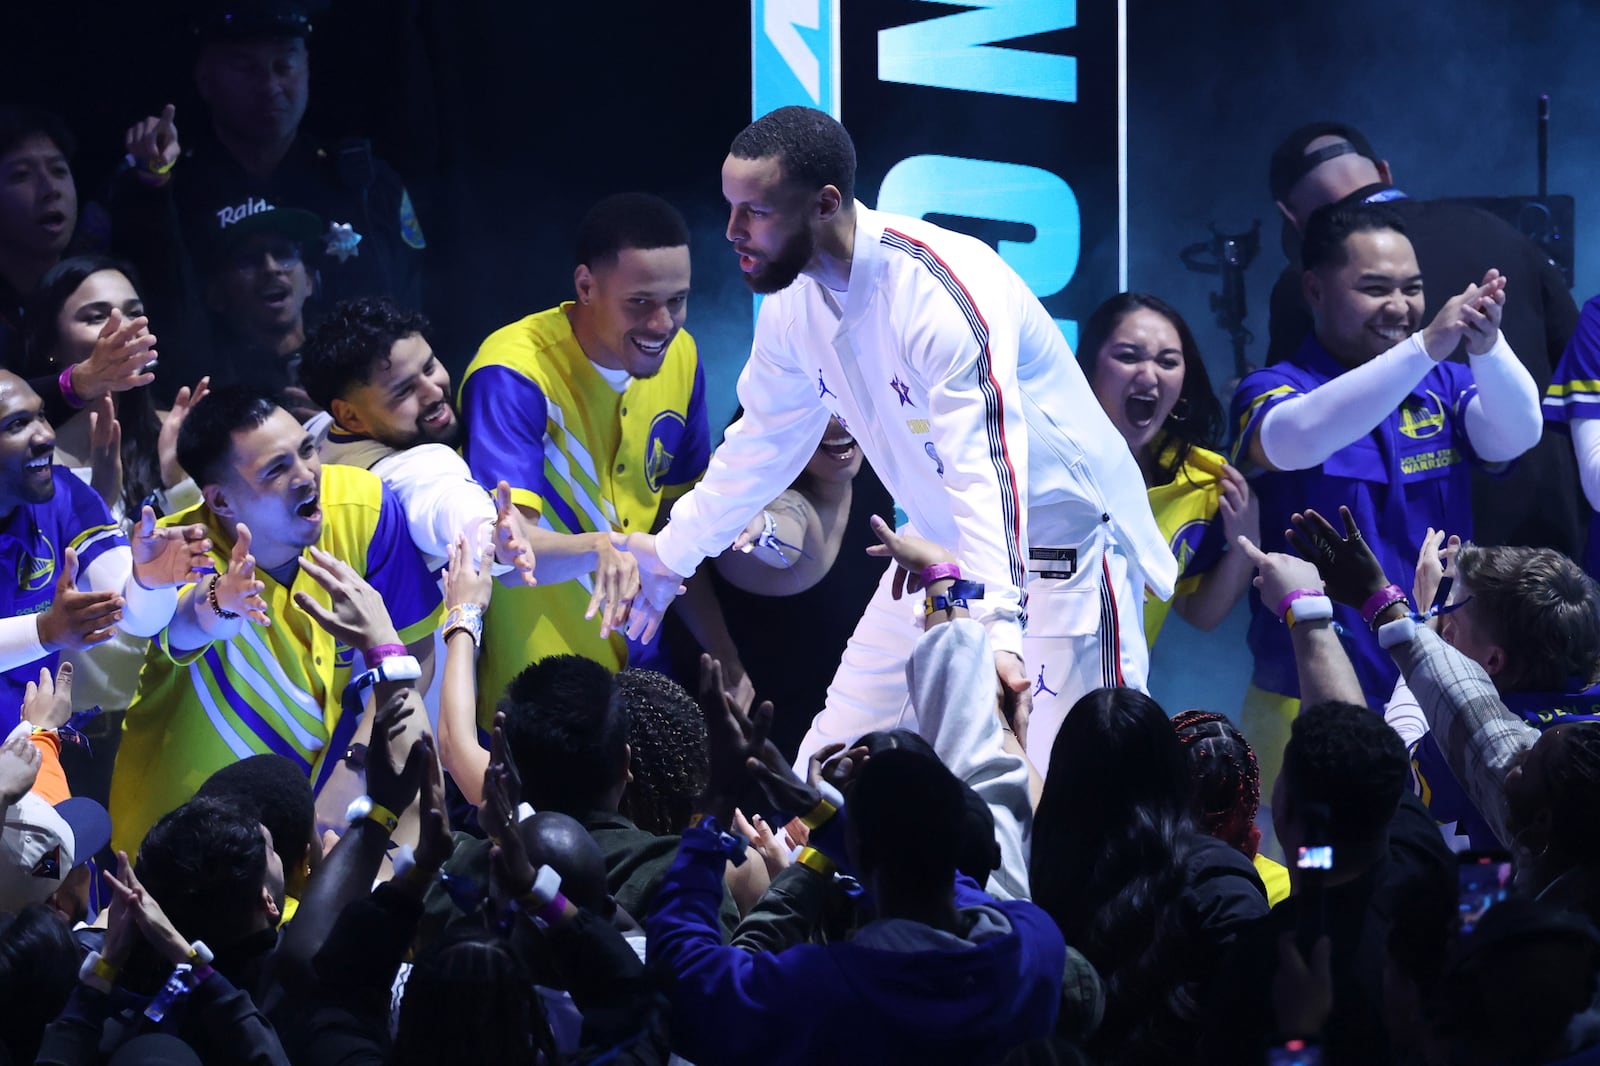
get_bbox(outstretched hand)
[491,482,537,586]
[213,524,270,625]
[131,506,214,589]
[1286,506,1393,610]
[294,547,400,654]
[697,654,819,820]
[865,514,955,598]
[618,532,684,644]
[1235,535,1326,615]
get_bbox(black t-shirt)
[665,464,895,761]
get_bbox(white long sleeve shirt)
[656,205,1175,656]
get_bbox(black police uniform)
[106,131,424,400]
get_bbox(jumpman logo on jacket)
[1034,664,1058,698]
[817,371,837,399]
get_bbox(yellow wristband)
[363,801,400,834]
[799,796,837,831]
[795,846,837,877]
[92,956,119,982]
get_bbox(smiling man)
[109,384,441,853]
[1230,202,1543,778]
[620,106,1176,771]
[300,296,534,579]
[0,370,214,736]
[460,193,748,724]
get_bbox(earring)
[1168,397,1191,423]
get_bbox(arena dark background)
[6,0,1598,712]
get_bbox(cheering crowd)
[4,4,1600,1065]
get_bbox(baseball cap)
[0,791,112,912]
[1268,121,1380,202]
[191,0,321,43]
[207,201,324,265]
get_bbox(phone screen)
[1297,845,1333,871]
[1268,1039,1323,1065]
[1458,851,1513,934]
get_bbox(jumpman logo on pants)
[1034,664,1058,698]
[817,371,837,399]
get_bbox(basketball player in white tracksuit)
[625,110,1176,770]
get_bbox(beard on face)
[742,224,816,295]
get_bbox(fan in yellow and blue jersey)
[1543,293,1600,574]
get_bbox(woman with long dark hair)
[22,255,209,760]
[1030,687,1268,1063]
[24,255,207,519]
[1077,293,1259,645]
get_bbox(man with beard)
[300,296,533,578]
[0,370,215,735]
[109,385,441,853]
[459,192,746,726]
[621,106,1176,770]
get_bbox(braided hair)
[614,669,709,836]
[1172,710,1262,858]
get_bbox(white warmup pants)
[794,529,1149,777]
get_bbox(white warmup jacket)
[656,205,1176,659]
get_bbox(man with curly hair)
[613,668,708,836]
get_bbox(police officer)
[106,0,425,400]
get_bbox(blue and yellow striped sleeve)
[61,471,127,575]
[662,357,711,492]
[1227,370,1300,467]
[1546,298,1600,427]
[463,364,550,516]
[366,485,443,643]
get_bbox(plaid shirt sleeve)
[1390,627,1539,848]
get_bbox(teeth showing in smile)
[25,455,49,470]
[634,337,667,355]
[1372,325,1409,342]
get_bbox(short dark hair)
[1076,292,1224,483]
[850,747,964,887]
[0,106,76,162]
[1453,544,1600,691]
[195,754,316,893]
[1281,701,1408,847]
[135,797,269,949]
[176,384,283,488]
[499,655,624,814]
[1300,202,1408,273]
[1268,121,1378,202]
[729,105,856,204]
[299,297,431,412]
[573,193,690,270]
[613,669,708,836]
[394,925,555,1066]
[0,905,78,1064]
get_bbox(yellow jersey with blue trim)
[459,303,709,725]
[110,464,442,854]
[1142,443,1229,646]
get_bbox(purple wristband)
[1360,584,1410,627]
[1274,588,1324,622]
[536,891,569,925]
[919,562,962,586]
[58,365,84,409]
[365,643,407,664]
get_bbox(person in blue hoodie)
[645,661,1067,1066]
